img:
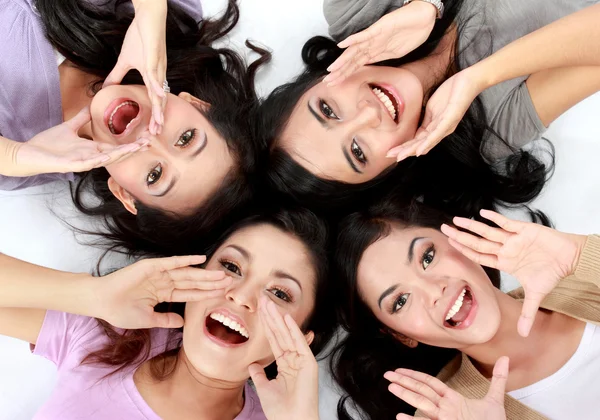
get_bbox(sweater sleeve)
[571,235,600,287]
[323,0,404,41]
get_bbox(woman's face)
[182,223,317,383]
[279,66,423,184]
[89,85,234,215]
[356,225,501,350]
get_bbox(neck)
[401,25,458,100]
[136,349,246,420]
[59,60,97,138]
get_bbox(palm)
[443,391,505,420]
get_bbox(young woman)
[332,200,600,419]
[259,0,600,218]
[0,0,267,257]
[0,207,335,419]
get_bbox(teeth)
[371,87,397,120]
[108,101,138,134]
[445,289,467,321]
[209,313,249,339]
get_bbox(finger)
[64,107,92,131]
[284,313,312,357]
[170,276,232,292]
[388,383,440,418]
[103,59,129,88]
[259,302,284,359]
[168,266,227,281]
[248,363,270,390]
[441,224,503,255]
[447,237,499,268]
[170,288,226,302]
[384,371,442,405]
[518,292,543,337]
[395,141,421,162]
[100,143,145,167]
[397,415,427,420]
[324,50,367,86]
[415,117,455,156]
[392,368,450,397]
[337,29,372,49]
[486,356,509,405]
[264,300,295,352]
[480,209,524,234]
[387,138,420,158]
[151,255,207,272]
[452,217,511,244]
[73,155,112,172]
[149,311,184,328]
[327,47,359,73]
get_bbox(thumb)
[518,292,542,337]
[103,59,129,88]
[64,106,92,131]
[485,356,509,405]
[149,311,184,329]
[248,363,270,391]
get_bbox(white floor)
[1,1,600,419]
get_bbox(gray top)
[0,0,202,191]
[324,0,598,157]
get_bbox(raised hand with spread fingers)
[386,356,509,420]
[248,297,319,420]
[324,1,438,87]
[440,210,587,337]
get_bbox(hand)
[441,210,587,337]
[95,255,232,329]
[387,67,484,162]
[103,0,168,135]
[12,107,147,177]
[386,356,509,420]
[248,298,319,420]
[323,2,437,87]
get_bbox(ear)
[380,327,418,348]
[178,92,210,111]
[304,331,315,347]
[107,177,138,215]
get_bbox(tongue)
[451,293,473,324]
[112,103,139,134]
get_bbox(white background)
[1,0,600,419]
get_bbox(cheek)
[105,158,144,196]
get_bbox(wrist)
[0,136,22,176]
[404,0,442,19]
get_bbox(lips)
[204,309,250,348]
[443,287,477,329]
[103,98,140,136]
[369,83,404,123]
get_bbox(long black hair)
[258,0,552,221]
[84,205,337,382]
[331,196,548,419]
[35,0,270,258]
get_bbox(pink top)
[32,311,266,420]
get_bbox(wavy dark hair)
[331,197,549,419]
[35,0,270,258]
[83,206,337,383]
[258,0,552,221]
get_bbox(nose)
[225,281,257,312]
[420,276,448,307]
[354,99,382,129]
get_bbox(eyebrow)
[307,102,328,127]
[274,270,303,292]
[378,284,398,309]
[228,244,250,260]
[342,146,362,174]
[152,173,179,198]
[407,237,425,264]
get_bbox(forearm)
[0,136,22,176]
[131,0,167,12]
[475,4,600,89]
[0,254,99,317]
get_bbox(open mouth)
[369,83,400,123]
[205,312,249,346]
[444,287,475,328]
[104,99,140,135]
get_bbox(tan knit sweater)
[416,235,600,420]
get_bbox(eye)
[146,163,162,185]
[269,287,293,303]
[351,138,367,164]
[422,246,435,270]
[319,100,339,120]
[391,293,410,314]
[220,259,241,276]
[175,128,196,147]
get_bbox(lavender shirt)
[33,311,266,420]
[0,0,202,190]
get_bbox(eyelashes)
[351,138,366,164]
[175,128,196,147]
[146,163,162,185]
[319,99,339,120]
[388,245,436,314]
